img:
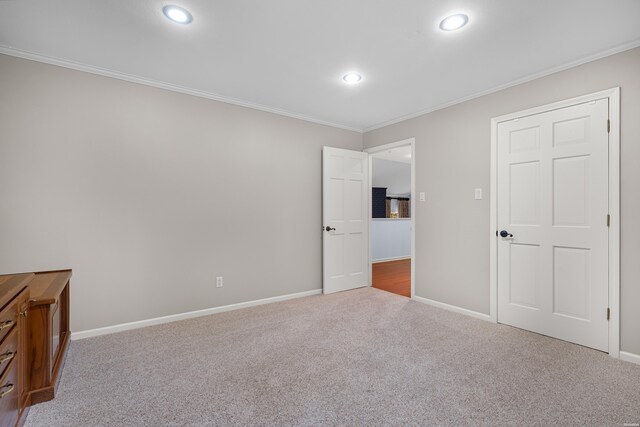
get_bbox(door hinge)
[607,307,610,321]
[607,214,611,227]
[607,119,611,133]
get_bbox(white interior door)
[497,99,609,351]
[322,147,369,294]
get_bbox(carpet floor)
[25,287,640,426]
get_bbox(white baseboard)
[412,295,492,322]
[620,351,640,366]
[72,289,322,340]
[372,256,411,264]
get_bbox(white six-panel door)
[322,147,369,294]
[497,99,609,351]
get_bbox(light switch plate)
[419,192,426,202]
[474,188,482,200]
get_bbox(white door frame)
[364,138,416,298]
[489,88,620,358]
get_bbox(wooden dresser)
[0,270,71,426]
[0,274,31,427]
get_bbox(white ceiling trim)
[0,45,363,133]
[2,39,639,135]
[362,39,640,133]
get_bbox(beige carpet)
[26,287,640,426]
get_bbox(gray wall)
[2,47,639,355]
[0,54,362,332]
[363,47,640,356]
[372,158,411,196]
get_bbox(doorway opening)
[366,139,415,298]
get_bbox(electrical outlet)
[419,192,426,202]
[474,188,483,200]
[216,276,223,288]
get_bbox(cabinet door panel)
[51,302,60,372]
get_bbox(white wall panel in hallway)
[371,219,411,262]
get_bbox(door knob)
[499,230,513,238]
[325,226,336,232]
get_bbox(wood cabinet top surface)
[0,273,33,310]
[28,270,72,307]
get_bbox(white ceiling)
[1,1,639,132]
[372,157,411,196]
[372,146,412,164]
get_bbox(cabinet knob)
[0,383,14,399]
[0,320,13,331]
[0,352,15,364]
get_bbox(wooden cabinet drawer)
[0,328,17,380]
[0,299,18,345]
[0,359,19,427]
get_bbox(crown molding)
[0,45,364,133]
[363,39,640,132]
[2,39,639,135]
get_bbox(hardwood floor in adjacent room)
[372,258,411,297]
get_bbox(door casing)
[489,88,620,358]
[364,138,416,299]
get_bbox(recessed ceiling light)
[439,14,468,31]
[342,73,363,84]
[163,5,193,24]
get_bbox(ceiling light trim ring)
[343,72,363,84]
[439,14,469,31]
[162,5,193,24]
